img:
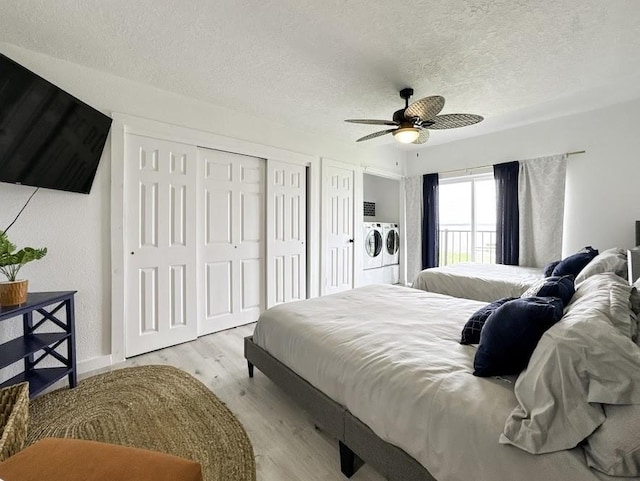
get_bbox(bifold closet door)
[266,159,307,307]
[125,134,198,357]
[198,148,265,335]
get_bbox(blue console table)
[0,291,77,398]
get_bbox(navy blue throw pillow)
[521,275,575,306]
[543,261,560,277]
[552,248,599,278]
[473,297,564,377]
[460,297,517,345]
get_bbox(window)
[439,174,496,265]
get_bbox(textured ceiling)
[1,0,640,148]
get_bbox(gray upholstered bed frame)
[244,251,640,479]
[244,336,436,481]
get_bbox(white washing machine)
[363,222,383,270]
[382,223,400,266]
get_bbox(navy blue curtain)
[422,173,439,269]
[494,161,519,265]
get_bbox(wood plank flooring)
[88,324,386,481]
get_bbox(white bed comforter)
[412,262,544,302]
[253,284,622,481]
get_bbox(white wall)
[405,98,640,256]
[363,174,400,223]
[0,43,404,370]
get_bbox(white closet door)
[125,134,198,357]
[266,160,307,307]
[198,148,265,335]
[323,163,354,295]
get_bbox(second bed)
[411,262,544,301]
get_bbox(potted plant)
[0,231,47,307]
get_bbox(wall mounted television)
[0,53,112,194]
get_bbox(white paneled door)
[323,162,354,295]
[123,132,307,356]
[125,134,198,357]
[198,148,265,335]
[266,160,307,307]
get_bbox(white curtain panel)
[404,175,423,284]
[518,154,567,267]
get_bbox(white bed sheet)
[412,262,544,302]
[253,284,627,481]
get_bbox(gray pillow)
[569,273,635,339]
[631,286,640,315]
[584,404,640,477]
[633,284,640,346]
[575,248,627,284]
[500,274,640,454]
[630,247,640,285]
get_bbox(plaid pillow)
[460,297,516,345]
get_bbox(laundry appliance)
[382,223,400,266]
[363,222,383,270]
[381,223,400,284]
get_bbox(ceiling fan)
[345,88,483,144]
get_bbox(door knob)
[348,239,354,243]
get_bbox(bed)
[411,262,544,302]
[245,276,640,481]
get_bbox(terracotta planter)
[0,280,28,307]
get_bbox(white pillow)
[584,404,640,476]
[500,274,640,454]
[575,247,627,284]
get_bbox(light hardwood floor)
[88,324,386,481]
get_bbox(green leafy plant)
[0,231,47,282]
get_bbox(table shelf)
[0,367,73,397]
[0,333,71,369]
[0,291,77,398]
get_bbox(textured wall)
[0,43,404,371]
[405,99,640,255]
[1,1,639,145]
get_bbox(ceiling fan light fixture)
[393,127,420,144]
[345,88,482,144]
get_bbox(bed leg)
[247,361,254,378]
[339,441,356,478]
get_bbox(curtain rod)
[435,150,586,177]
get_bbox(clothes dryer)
[382,223,400,266]
[363,222,383,270]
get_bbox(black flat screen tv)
[0,53,112,194]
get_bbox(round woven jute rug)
[27,365,256,481]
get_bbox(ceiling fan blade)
[427,113,484,129]
[405,96,445,121]
[345,119,398,126]
[412,129,430,145]
[356,129,396,142]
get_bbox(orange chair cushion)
[0,438,203,481]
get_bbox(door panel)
[266,160,307,307]
[169,264,187,326]
[323,163,354,295]
[242,258,262,310]
[198,148,265,335]
[125,134,198,357]
[205,261,231,318]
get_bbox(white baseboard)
[77,354,113,375]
